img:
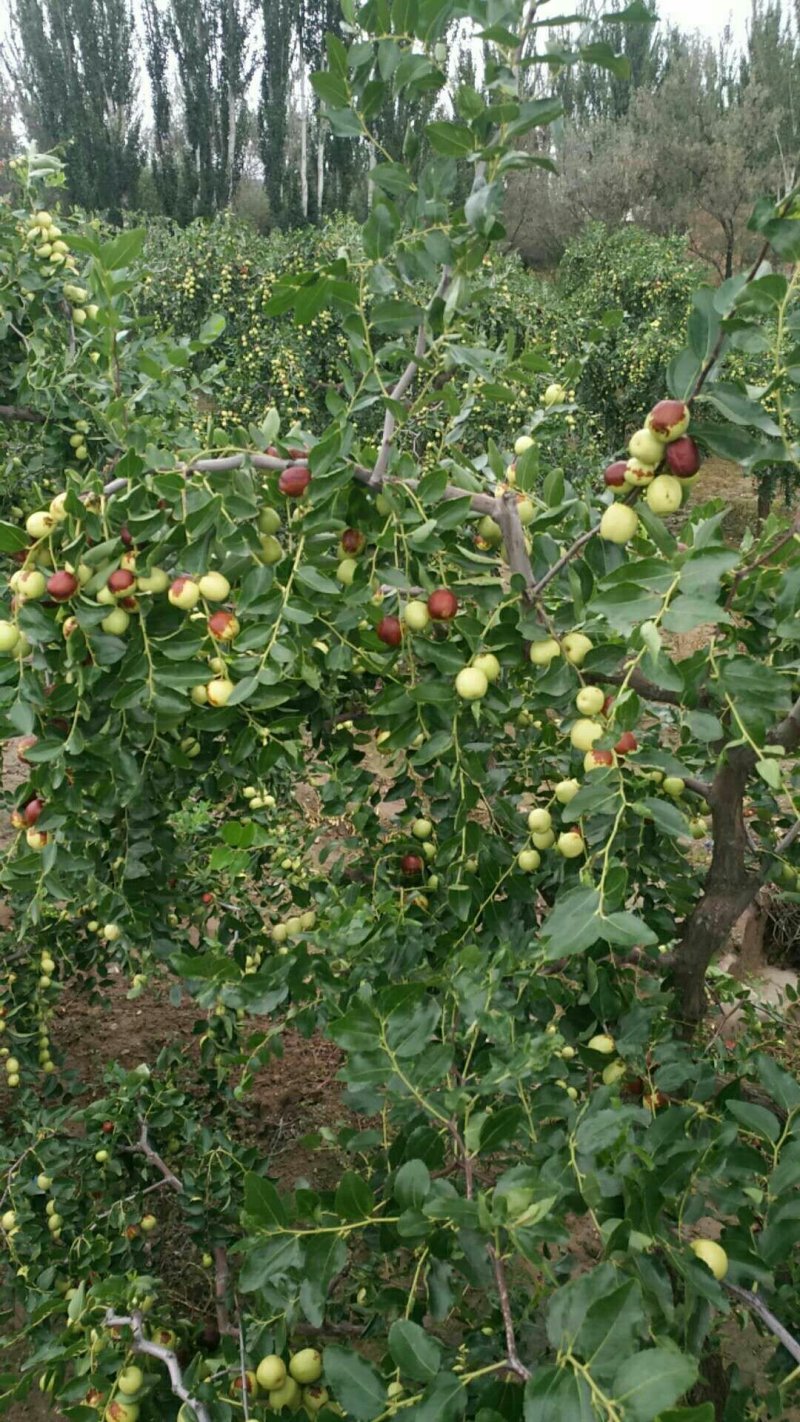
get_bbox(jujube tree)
[1,5,800,1422]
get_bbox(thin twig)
[725,512,800,610]
[104,1310,211,1422]
[132,1120,183,1192]
[725,1282,800,1366]
[487,1245,531,1381]
[775,818,800,858]
[373,267,451,483]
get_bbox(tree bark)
[673,695,800,1023]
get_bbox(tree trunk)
[367,146,376,208]
[672,752,759,1023]
[317,118,325,217]
[299,56,308,220]
[227,82,237,208]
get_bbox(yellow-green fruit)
[190,684,209,706]
[37,1174,52,1191]
[557,831,585,859]
[303,1386,330,1414]
[259,506,281,535]
[105,1403,139,1422]
[602,1059,626,1086]
[272,923,289,944]
[11,568,46,599]
[265,1376,301,1411]
[587,1034,616,1054]
[455,666,488,701]
[0,622,20,653]
[72,308,87,325]
[555,778,580,805]
[576,686,604,716]
[570,718,603,752]
[140,1214,157,1233]
[529,637,561,666]
[517,849,541,872]
[256,1355,286,1391]
[543,383,567,407]
[412,818,433,841]
[260,534,283,564]
[197,572,231,602]
[102,923,121,942]
[600,504,638,545]
[646,474,683,515]
[472,652,500,683]
[663,777,685,797]
[527,808,552,835]
[562,633,594,666]
[337,558,357,586]
[532,829,555,851]
[628,428,664,467]
[117,1366,144,1396]
[74,445,89,461]
[517,498,535,525]
[477,514,502,545]
[137,568,170,593]
[207,677,235,707]
[168,578,200,610]
[403,599,430,632]
[101,608,130,635]
[1,1210,16,1231]
[514,434,535,454]
[26,510,55,541]
[289,1349,323,1384]
[690,1238,728,1280]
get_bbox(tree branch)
[104,1310,211,1422]
[0,404,45,424]
[725,1282,800,1366]
[214,1245,240,1338]
[132,1119,183,1192]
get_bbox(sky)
[655,0,750,42]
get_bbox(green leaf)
[407,1370,467,1421]
[524,1367,594,1421]
[394,1160,432,1210]
[322,1346,388,1421]
[0,521,29,552]
[685,711,723,743]
[631,798,689,839]
[612,1348,698,1422]
[700,384,782,437]
[388,1319,442,1382]
[598,912,657,949]
[725,1099,780,1144]
[426,121,474,156]
[540,887,602,958]
[579,42,630,79]
[99,228,145,270]
[755,758,782,791]
[242,1172,287,1230]
[334,1171,375,1220]
[310,71,350,107]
